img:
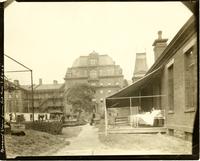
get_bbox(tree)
[66,83,96,120]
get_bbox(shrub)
[25,121,63,135]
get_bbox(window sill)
[184,108,195,113]
[168,110,174,114]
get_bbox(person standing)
[90,113,95,125]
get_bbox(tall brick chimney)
[132,53,148,83]
[39,78,42,85]
[152,31,168,61]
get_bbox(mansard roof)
[72,51,115,67]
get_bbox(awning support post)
[129,97,132,127]
[130,97,132,115]
[137,91,142,128]
[31,70,34,122]
[104,100,108,136]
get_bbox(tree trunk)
[77,111,81,122]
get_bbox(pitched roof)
[147,15,196,74]
[21,83,64,91]
[4,79,28,91]
[34,83,64,91]
[20,85,38,91]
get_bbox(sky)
[4,1,192,85]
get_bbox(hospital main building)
[64,51,127,115]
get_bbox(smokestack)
[53,80,58,84]
[152,30,168,61]
[39,78,42,85]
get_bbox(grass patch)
[97,120,192,154]
[5,129,70,158]
[99,133,192,154]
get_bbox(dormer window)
[90,59,97,65]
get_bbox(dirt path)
[52,123,107,155]
[50,124,192,155]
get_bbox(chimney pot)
[158,30,162,39]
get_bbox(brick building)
[106,15,197,141]
[64,51,127,115]
[29,79,65,113]
[4,79,29,113]
[4,78,65,121]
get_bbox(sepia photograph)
[2,0,198,159]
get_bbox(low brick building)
[4,79,29,113]
[106,15,197,141]
[29,79,64,113]
[4,78,65,121]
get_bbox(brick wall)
[161,34,197,140]
[4,89,28,113]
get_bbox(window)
[118,68,122,75]
[89,70,98,79]
[184,47,195,109]
[91,83,96,86]
[100,98,104,102]
[90,59,97,65]
[100,83,103,86]
[72,70,78,77]
[92,98,96,102]
[116,82,119,85]
[99,70,104,76]
[100,90,103,94]
[79,70,87,77]
[108,83,111,86]
[107,69,114,75]
[168,64,174,111]
[67,72,72,77]
[108,90,111,93]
